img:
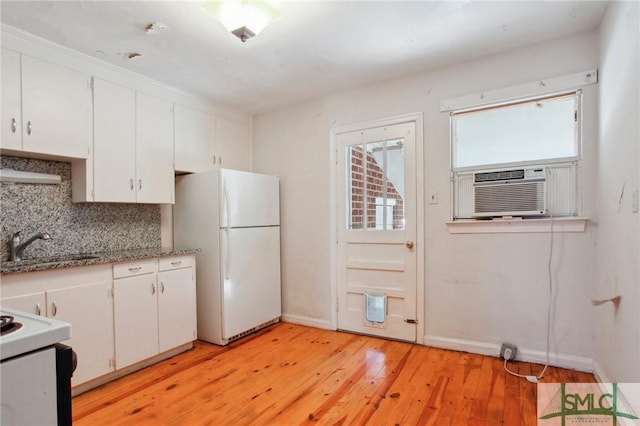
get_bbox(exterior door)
[336,121,417,342]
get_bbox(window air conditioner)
[472,167,547,218]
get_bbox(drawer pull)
[128,266,142,273]
[171,261,182,266]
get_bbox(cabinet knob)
[11,118,17,134]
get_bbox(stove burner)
[0,315,23,336]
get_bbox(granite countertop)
[0,247,199,275]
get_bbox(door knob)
[405,241,414,249]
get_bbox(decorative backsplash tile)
[0,156,161,261]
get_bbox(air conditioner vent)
[473,166,547,217]
[474,169,525,183]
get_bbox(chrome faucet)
[11,231,52,261]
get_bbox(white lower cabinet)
[158,260,197,352]
[113,255,196,370]
[0,266,114,387]
[1,292,46,316]
[114,273,159,369]
[46,282,114,385]
[1,254,196,390]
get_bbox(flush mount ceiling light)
[203,0,281,42]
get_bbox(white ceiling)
[1,1,608,115]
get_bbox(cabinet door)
[216,116,251,171]
[174,104,216,173]
[2,292,46,316]
[93,78,137,202]
[113,274,159,369]
[158,267,197,352]
[46,281,114,386]
[136,92,175,204]
[21,54,91,158]
[1,48,22,151]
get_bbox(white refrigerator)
[174,169,281,345]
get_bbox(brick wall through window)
[349,146,404,230]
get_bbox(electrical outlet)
[500,343,518,361]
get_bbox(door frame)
[329,112,425,344]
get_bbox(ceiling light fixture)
[203,0,281,42]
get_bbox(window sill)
[446,217,588,234]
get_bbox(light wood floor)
[73,323,595,425]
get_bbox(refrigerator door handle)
[222,178,231,229]
[224,228,230,281]
[223,179,231,280]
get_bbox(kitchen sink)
[1,254,101,268]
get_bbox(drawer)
[158,255,194,272]
[113,259,157,279]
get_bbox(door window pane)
[347,145,365,229]
[347,138,405,230]
[385,139,405,230]
[365,141,385,230]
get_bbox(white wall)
[253,31,601,368]
[595,1,640,382]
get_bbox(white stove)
[1,307,73,426]
[0,307,71,360]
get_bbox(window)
[346,140,405,230]
[452,92,580,170]
[450,91,582,220]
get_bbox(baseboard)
[592,360,609,383]
[72,342,193,396]
[424,334,594,373]
[281,313,333,330]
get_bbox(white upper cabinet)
[136,92,174,204]
[92,78,137,202]
[174,104,216,173]
[216,116,251,171]
[2,48,22,151]
[1,48,91,159]
[78,77,175,204]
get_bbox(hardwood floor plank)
[73,323,596,426]
[503,358,522,425]
[368,346,445,425]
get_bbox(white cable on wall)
[504,172,554,383]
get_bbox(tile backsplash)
[0,156,161,261]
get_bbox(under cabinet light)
[0,169,62,184]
